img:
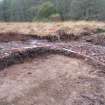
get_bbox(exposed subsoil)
[0,55,105,105]
[0,33,105,105]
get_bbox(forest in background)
[0,0,105,21]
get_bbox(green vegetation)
[38,1,57,19]
[69,0,105,20]
[0,0,105,21]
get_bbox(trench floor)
[0,55,105,105]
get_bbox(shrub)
[49,13,61,21]
[52,0,72,20]
[37,1,57,19]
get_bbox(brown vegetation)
[0,21,105,36]
[0,21,105,42]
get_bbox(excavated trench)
[0,33,105,105]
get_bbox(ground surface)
[0,55,105,105]
[0,21,105,105]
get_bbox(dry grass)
[0,21,105,36]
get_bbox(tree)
[52,0,72,20]
[0,1,4,20]
[37,1,57,19]
[0,0,46,21]
[69,0,105,20]
[2,0,10,21]
[0,0,105,21]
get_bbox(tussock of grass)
[0,21,105,37]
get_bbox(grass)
[0,21,105,37]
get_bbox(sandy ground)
[0,55,105,105]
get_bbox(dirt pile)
[0,40,105,72]
[81,33,105,46]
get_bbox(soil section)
[0,55,105,105]
[0,31,105,105]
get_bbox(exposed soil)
[0,55,105,105]
[0,31,105,105]
[0,39,105,71]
